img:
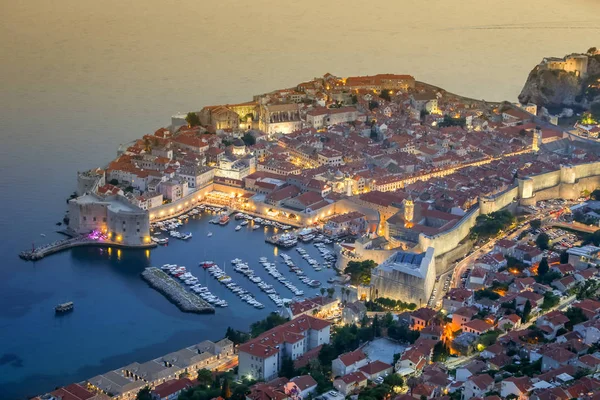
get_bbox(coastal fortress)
[540,53,590,78]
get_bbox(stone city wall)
[519,162,600,206]
[531,169,561,192]
[434,240,473,275]
[479,186,519,215]
[418,207,480,257]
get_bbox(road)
[429,200,579,309]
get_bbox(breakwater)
[141,267,215,314]
[19,236,156,261]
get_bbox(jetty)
[141,267,215,314]
[265,233,298,248]
[19,235,156,261]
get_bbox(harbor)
[4,198,338,399]
[141,267,215,314]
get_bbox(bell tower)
[404,197,414,228]
[532,128,541,152]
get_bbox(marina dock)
[141,267,215,314]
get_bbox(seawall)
[141,267,215,314]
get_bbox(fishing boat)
[219,215,230,225]
[55,302,74,314]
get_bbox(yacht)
[253,225,261,230]
[240,220,248,226]
[235,225,242,231]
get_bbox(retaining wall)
[149,183,215,221]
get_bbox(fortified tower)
[518,177,534,200]
[532,129,542,152]
[560,164,576,184]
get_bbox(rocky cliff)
[518,53,600,111]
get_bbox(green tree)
[383,312,394,328]
[388,324,420,344]
[536,232,550,250]
[478,330,501,347]
[136,387,152,400]
[250,313,288,337]
[538,257,549,276]
[541,292,559,311]
[320,288,326,297]
[591,103,600,121]
[242,133,256,146]
[470,210,515,240]
[327,287,335,298]
[372,315,382,337]
[438,115,466,128]
[318,343,338,367]
[186,112,200,127]
[225,326,250,344]
[432,341,449,362]
[530,219,542,230]
[383,374,404,389]
[587,47,597,55]
[565,307,588,330]
[560,250,569,264]
[221,377,232,399]
[109,178,119,185]
[279,356,296,379]
[379,90,392,102]
[522,300,532,323]
[197,369,213,388]
[345,260,377,285]
[360,314,369,328]
[231,385,250,400]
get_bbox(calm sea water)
[0,0,599,398]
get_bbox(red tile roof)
[462,319,493,333]
[338,349,367,366]
[358,360,392,376]
[337,371,368,384]
[153,378,193,399]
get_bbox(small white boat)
[207,232,213,237]
[235,225,242,231]
[240,220,248,226]
[253,225,261,230]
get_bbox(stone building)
[259,104,303,135]
[306,106,361,129]
[198,105,240,130]
[542,54,589,78]
[68,193,150,246]
[370,247,436,305]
